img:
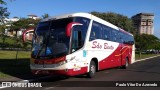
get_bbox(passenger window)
[102,25,111,41]
[89,21,102,41]
[118,32,124,43]
[74,17,90,44]
[111,29,117,42]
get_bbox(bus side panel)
[131,44,135,64]
[98,44,122,70]
[121,44,133,65]
[113,43,122,67]
[98,54,113,70]
[98,43,133,70]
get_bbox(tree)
[135,34,160,55]
[91,11,135,34]
[0,0,15,4]
[0,0,6,4]
[11,18,40,37]
[0,7,10,24]
[0,0,10,48]
[42,13,49,19]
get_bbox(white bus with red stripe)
[23,12,135,78]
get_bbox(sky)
[5,0,160,38]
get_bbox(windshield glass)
[31,17,90,59]
[32,18,73,59]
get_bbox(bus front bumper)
[30,65,88,76]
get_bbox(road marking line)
[45,87,55,90]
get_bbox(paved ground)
[1,56,160,90]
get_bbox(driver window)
[71,26,82,52]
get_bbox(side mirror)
[22,28,34,43]
[66,22,82,37]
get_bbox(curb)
[135,55,160,63]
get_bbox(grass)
[0,50,32,79]
[0,72,9,78]
[0,36,16,45]
[0,36,32,49]
[135,53,159,60]
[0,50,31,59]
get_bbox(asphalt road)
[1,56,160,90]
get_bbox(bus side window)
[74,17,90,46]
[118,32,123,43]
[121,32,126,44]
[110,29,117,42]
[89,21,102,41]
[102,25,111,41]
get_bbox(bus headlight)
[58,60,67,66]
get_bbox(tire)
[121,58,129,69]
[87,61,96,78]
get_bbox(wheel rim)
[126,59,128,67]
[91,65,95,74]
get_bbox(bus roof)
[41,12,133,36]
[41,12,118,29]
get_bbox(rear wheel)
[87,61,96,78]
[121,58,129,69]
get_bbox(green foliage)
[91,11,135,34]
[12,18,40,30]
[0,7,10,32]
[0,0,15,5]
[10,18,39,38]
[0,0,10,48]
[0,36,16,44]
[0,35,31,49]
[0,0,10,24]
[42,13,49,19]
[135,34,160,51]
[0,0,6,4]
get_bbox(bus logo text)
[92,41,114,50]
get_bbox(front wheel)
[87,61,96,78]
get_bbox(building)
[3,17,20,36]
[4,15,39,37]
[2,17,19,26]
[4,17,19,23]
[27,14,40,20]
[131,13,154,35]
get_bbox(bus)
[22,12,135,78]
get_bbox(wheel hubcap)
[126,60,128,67]
[91,65,95,73]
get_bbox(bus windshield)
[32,18,73,59]
[31,17,90,59]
